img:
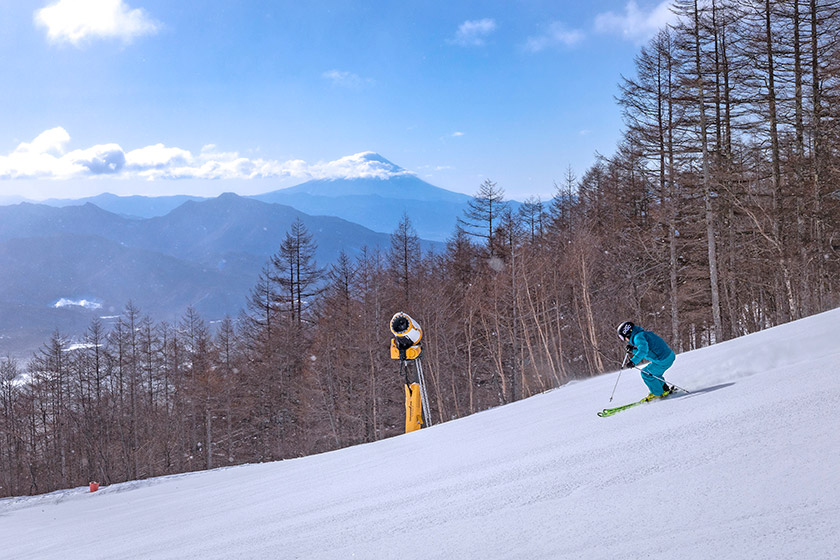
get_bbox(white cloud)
[54,298,102,309]
[0,128,413,182]
[65,143,126,174]
[594,1,679,44]
[126,144,191,170]
[15,126,71,156]
[450,18,497,47]
[452,132,464,137]
[322,70,372,89]
[1,129,126,178]
[66,342,100,351]
[35,0,160,46]
[1,127,82,178]
[524,22,585,52]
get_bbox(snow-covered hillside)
[2,309,839,559]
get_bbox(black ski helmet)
[617,321,634,341]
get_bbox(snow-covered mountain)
[265,153,469,203]
[252,177,471,242]
[2,308,838,559]
[251,153,473,241]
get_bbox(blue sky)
[0,0,678,201]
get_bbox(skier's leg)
[640,366,667,395]
[641,352,675,395]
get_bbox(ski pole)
[608,353,629,402]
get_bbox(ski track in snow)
[1,309,840,559]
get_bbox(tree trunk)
[693,0,724,342]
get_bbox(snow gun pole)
[416,360,432,427]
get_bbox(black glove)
[624,346,635,368]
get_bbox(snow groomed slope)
[2,309,839,559]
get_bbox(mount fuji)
[251,152,474,241]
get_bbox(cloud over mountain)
[0,128,412,182]
[306,152,411,180]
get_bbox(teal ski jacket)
[628,326,673,364]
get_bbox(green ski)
[597,390,681,417]
[597,398,648,417]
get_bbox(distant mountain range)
[38,192,206,219]
[23,154,479,241]
[0,153,520,358]
[0,191,441,359]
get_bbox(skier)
[616,321,675,401]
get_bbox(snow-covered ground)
[2,309,839,560]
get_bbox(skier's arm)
[631,334,649,363]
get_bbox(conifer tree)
[458,179,508,258]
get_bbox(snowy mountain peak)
[348,151,398,165]
[316,151,411,181]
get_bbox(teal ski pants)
[641,351,675,395]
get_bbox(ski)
[597,398,648,417]
[597,389,682,417]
